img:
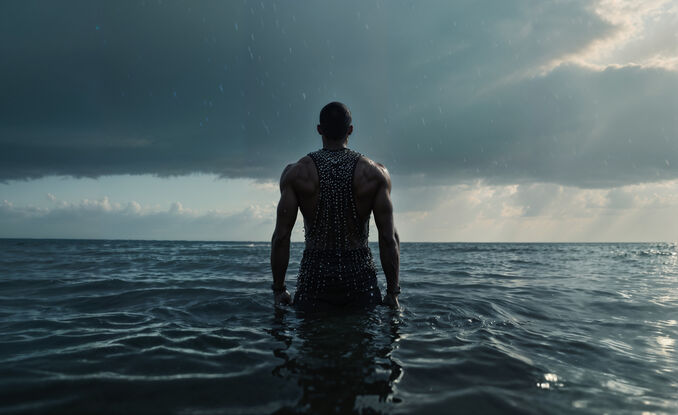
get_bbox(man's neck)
[321,137,348,151]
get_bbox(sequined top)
[293,148,381,311]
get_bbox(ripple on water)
[0,240,677,414]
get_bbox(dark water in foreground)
[0,240,676,414]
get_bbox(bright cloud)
[392,179,678,242]
[0,195,278,241]
[583,0,678,70]
[3,178,678,241]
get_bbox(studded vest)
[293,148,380,310]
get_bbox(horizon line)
[0,237,674,244]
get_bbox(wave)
[0,240,677,414]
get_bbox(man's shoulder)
[357,155,390,181]
[280,156,314,187]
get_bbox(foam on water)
[0,240,676,414]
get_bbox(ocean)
[0,239,676,414]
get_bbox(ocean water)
[0,240,676,414]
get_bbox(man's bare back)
[270,102,400,310]
[282,155,391,236]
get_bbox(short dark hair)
[319,101,352,140]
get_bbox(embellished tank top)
[293,148,381,311]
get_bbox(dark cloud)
[392,64,678,188]
[1,0,675,187]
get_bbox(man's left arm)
[270,164,298,305]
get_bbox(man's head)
[318,101,353,141]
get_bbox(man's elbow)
[271,230,291,247]
[378,231,398,248]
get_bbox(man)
[270,101,400,311]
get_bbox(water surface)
[0,240,676,414]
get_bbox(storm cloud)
[1,0,676,187]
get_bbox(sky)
[1,0,677,242]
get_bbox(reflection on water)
[269,307,403,414]
[3,241,678,413]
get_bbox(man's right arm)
[372,166,400,308]
[270,163,299,305]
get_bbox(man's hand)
[383,293,400,309]
[274,290,292,306]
